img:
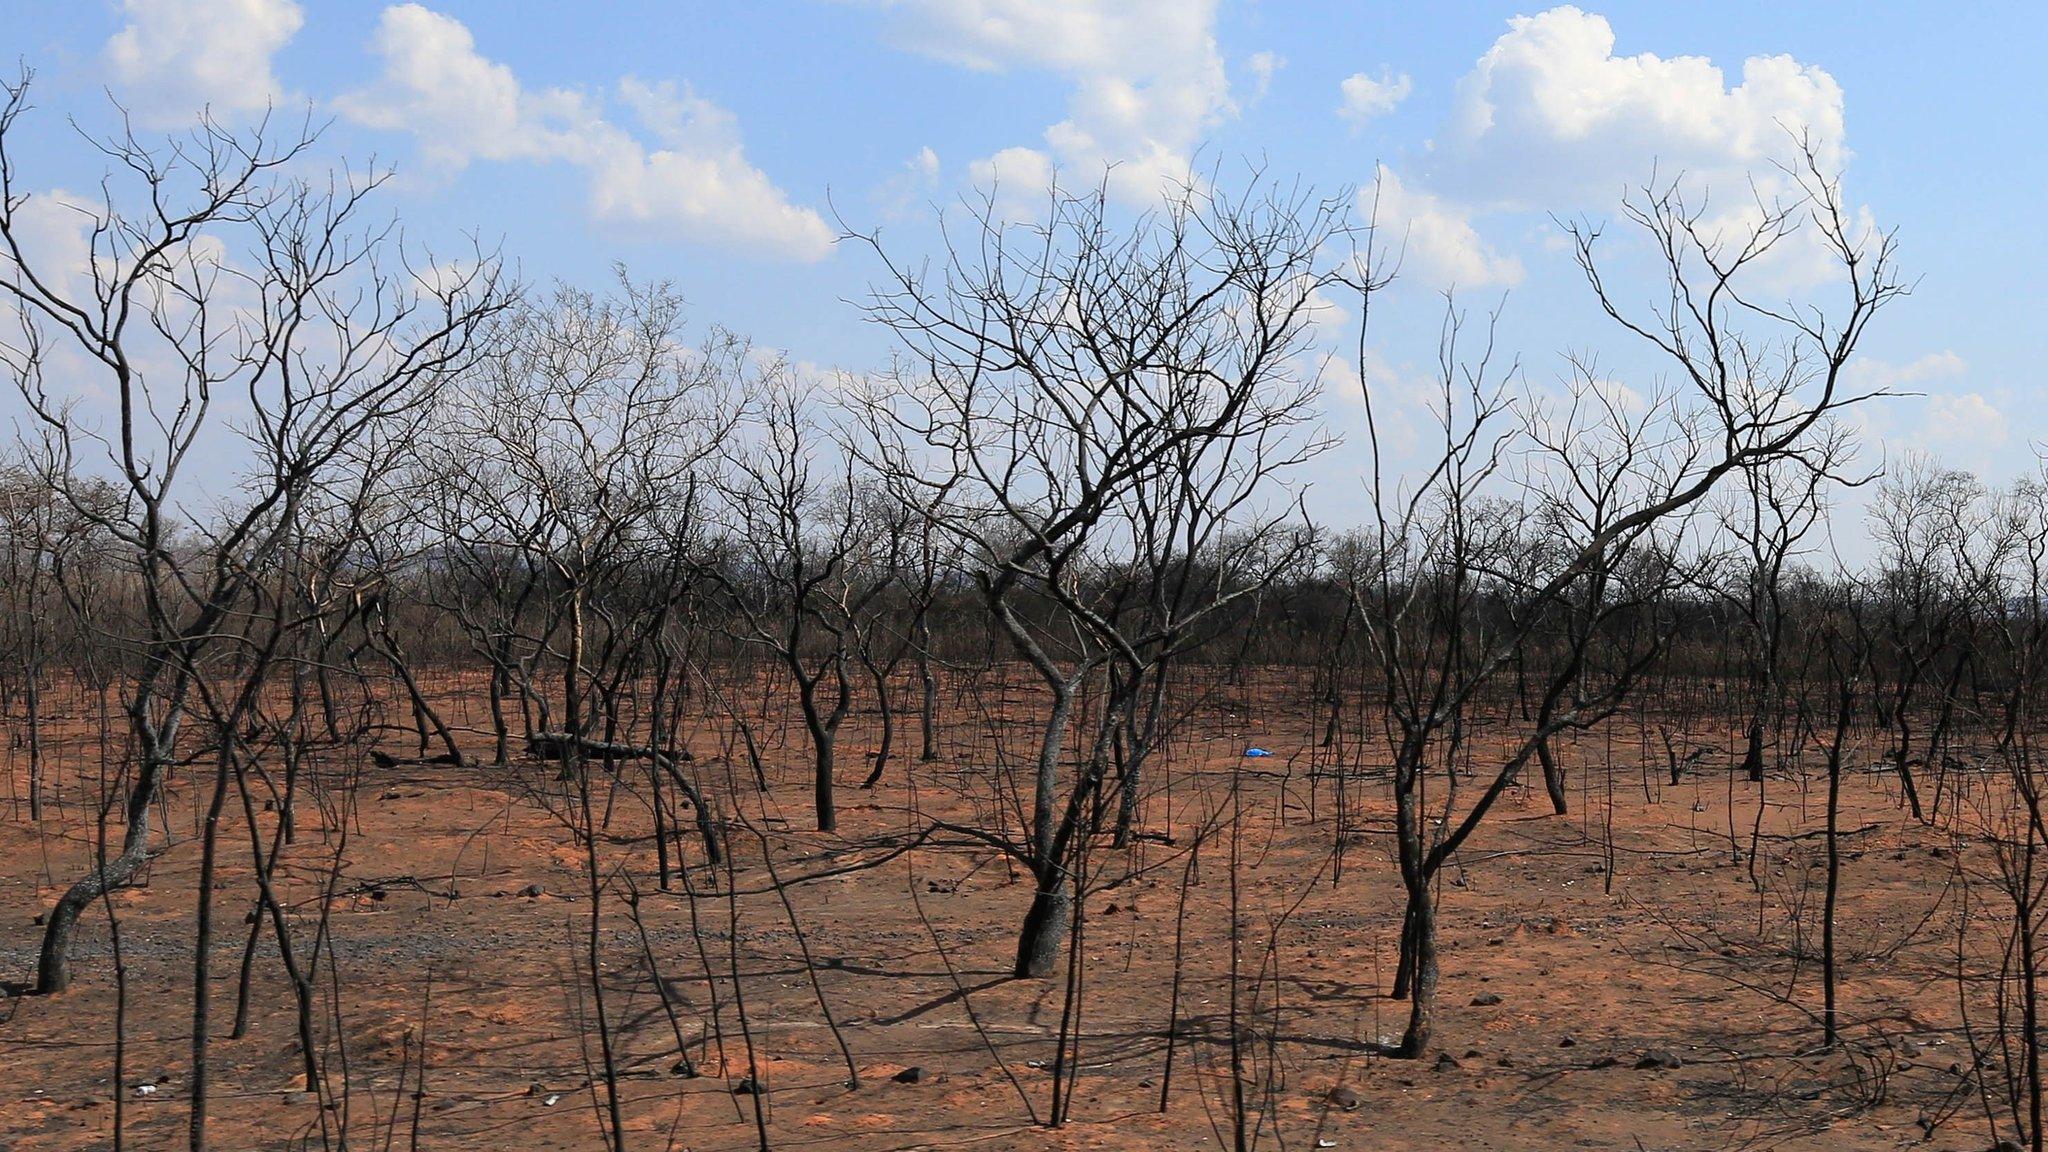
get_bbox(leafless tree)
[0,73,508,998]
[851,172,1347,977]
[1353,148,1903,1057]
[709,372,896,832]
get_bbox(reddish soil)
[0,671,2000,1150]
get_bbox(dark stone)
[732,1077,761,1095]
[1635,1049,1682,1070]
[1326,1085,1360,1110]
[1435,1052,1461,1072]
[1471,993,1502,1006]
[892,1066,928,1084]
[1589,1055,1621,1069]
[1558,1035,1577,1048]
[519,884,543,898]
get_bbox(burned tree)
[853,173,1343,978]
[0,74,507,994]
[1353,152,1903,1056]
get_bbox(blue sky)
[5,1,2043,547]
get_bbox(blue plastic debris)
[1243,747,1273,758]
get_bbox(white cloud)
[102,0,304,126]
[1246,51,1283,102]
[1846,350,1967,393]
[1923,392,2005,446]
[1338,69,1412,125]
[336,4,831,261]
[874,0,1233,203]
[1370,165,1523,291]
[1440,6,1846,210]
[3,189,99,297]
[967,146,1056,203]
[333,4,603,168]
[1337,6,1865,291]
[594,79,835,260]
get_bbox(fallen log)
[527,732,724,866]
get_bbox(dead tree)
[709,374,896,833]
[852,172,1345,978]
[0,73,507,993]
[1354,148,1903,1057]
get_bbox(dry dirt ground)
[0,671,2003,1151]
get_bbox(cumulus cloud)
[1338,69,1412,125]
[1439,5,1846,209]
[873,0,1234,203]
[336,4,832,261]
[1370,165,1522,291]
[1433,4,1851,220]
[1922,392,2005,446]
[334,4,604,168]
[1846,350,1967,393]
[3,189,99,297]
[102,0,304,125]
[1334,7,1864,295]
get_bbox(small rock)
[732,1077,761,1095]
[519,884,543,898]
[1635,1050,1683,1070]
[893,1066,928,1084]
[1326,1085,1360,1110]
[526,1083,546,1098]
[1589,1055,1621,1069]
[1471,993,1502,1007]
[671,1060,697,1078]
[1558,1035,1577,1048]
[1434,1052,1461,1072]
[1901,1039,1922,1057]
[1495,1055,1515,1068]
[542,1093,560,1107]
